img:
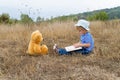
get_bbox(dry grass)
[0,20,120,80]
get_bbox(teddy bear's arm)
[34,45,41,53]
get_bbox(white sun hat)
[75,19,90,31]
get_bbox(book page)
[65,46,82,52]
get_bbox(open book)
[65,46,82,52]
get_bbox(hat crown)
[75,19,90,31]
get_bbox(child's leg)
[53,44,71,55]
[57,48,91,55]
[53,45,91,55]
[57,48,70,55]
[74,48,91,55]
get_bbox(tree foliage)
[0,13,10,23]
[1,6,120,24]
[87,11,109,21]
[0,13,18,24]
[20,14,33,24]
[36,16,44,23]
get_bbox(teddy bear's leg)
[41,45,48,54]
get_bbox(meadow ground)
[0,20,120,80]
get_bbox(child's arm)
[73,42,90,48]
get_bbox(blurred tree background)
[0,6,120,24]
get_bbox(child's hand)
[74,43,90,48]
[73,43,80,48]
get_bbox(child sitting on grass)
[53,19,94,55]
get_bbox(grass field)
[0,20,120,80]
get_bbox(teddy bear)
[27,30,48,55]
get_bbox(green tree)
[20,14,33,24]
[9,19,18,24]
[87,11,109,21]
[0,13,10,23]
[36,16,44,23]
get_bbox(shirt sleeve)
[82,35,92,44]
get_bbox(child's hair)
[76,26,87,31]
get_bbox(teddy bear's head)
[31,30,43,43]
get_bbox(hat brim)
[74,24,89,31]
[74,24,80,27]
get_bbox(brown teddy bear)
[27,30,48,55]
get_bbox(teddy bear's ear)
[31,30,39,37]
[35,30,40,33]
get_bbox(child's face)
[76,27,87,35]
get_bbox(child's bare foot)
[53,44,58,53]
